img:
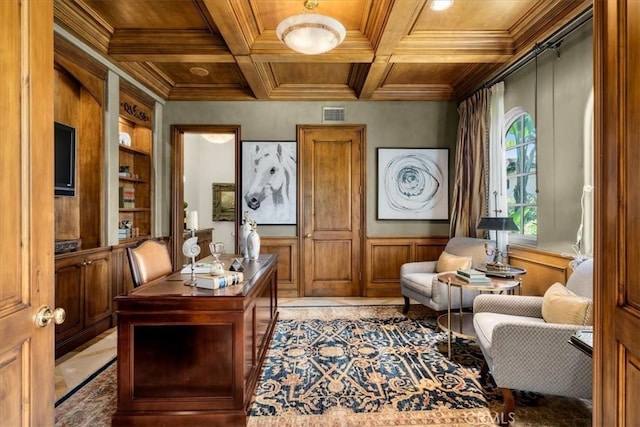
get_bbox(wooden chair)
[126,239,173,287]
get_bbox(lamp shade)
[477,216,519,231]
[276,13,346,55]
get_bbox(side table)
[436,272,520,359]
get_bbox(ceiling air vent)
[322,107,345,123]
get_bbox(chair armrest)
[473,294,543,318]
[489,322,593,399]
[400,261,437,275]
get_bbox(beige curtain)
[450,89,490,237]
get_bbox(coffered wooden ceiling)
[54,0,592,102]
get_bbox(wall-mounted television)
[54,122,76,197]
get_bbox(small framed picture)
[212,183,235,221]
[377,148,449,220]
[241,141,297,225]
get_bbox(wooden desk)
[112,254,278,427]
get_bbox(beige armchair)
[400,236,495,313]
[473,258,593,422]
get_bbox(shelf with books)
[117,84,154,242]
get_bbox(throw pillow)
[436,251,472,273]
[542,282,593,325]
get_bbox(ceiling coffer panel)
[53,0,592,101]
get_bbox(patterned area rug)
[55,305,592,427]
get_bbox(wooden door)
[0,1,55,426]
[594,1,640,425]
[298,125,365,297]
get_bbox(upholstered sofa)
[473,258,593,420]
[400,236,495,313]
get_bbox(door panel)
[299,125,365,297]
[55,260,84,340]
[0,1,55,425]
[85,253,112,326]
[595,0,640,425]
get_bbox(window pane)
[508,176,523,204]
[506,148,519,175]
[523,206,537,236]
[506,175,518,204]
[524,143,536,173]
[523,174,537,204]
[508,206,522,233]
[505,131,518,149]
[524,114,536,143]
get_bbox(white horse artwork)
[242,142,297,224]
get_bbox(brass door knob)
[305,233,312,238]
[35,306,66,328]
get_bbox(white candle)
[187,211,199,230]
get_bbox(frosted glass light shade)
[277,13,346,55]
[430,0,454,11]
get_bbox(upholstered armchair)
[473,258,593,421]
[400,236,495,313]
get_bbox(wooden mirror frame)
[170,125,241,268]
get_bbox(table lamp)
[477,216,519,271]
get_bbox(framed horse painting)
[241,141,297,225]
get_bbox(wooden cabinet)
[112,254,278,426]
[118,82,154,243]
[55,248,112,358]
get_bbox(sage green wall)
[504,22,593,253]
[160,101,458,238]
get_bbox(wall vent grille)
[322,107,345,123]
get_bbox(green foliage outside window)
[505,112,537,237]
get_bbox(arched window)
[504,107,537,238]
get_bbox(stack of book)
[456,268,491,283]
[119,186,136,208]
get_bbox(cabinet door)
[84,252,112,326]
[55,257,84,341]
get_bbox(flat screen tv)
[54,122,76,197]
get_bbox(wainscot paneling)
[364,237,449,297]
[507,244,574,296]
[261,237,298,298]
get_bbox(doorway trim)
[170,125,241,268]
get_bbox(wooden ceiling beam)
[368,0,424,55]
[370,84,455,101]
[235,56,271,100]
[109,29,234,62]
[200,0,257,55]
[359,56,392,100]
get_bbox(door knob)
[305,233,312,238]
[35,306,66,328]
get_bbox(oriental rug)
[55,305,592,427]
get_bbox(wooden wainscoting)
[261,237,299,298]
[507,244,574,296]
[364,237,449,297]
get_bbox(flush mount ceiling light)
[276,0,346,55]
[202,133,235,144]
[430,0,454,11]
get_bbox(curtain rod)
[480,5,593,91]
